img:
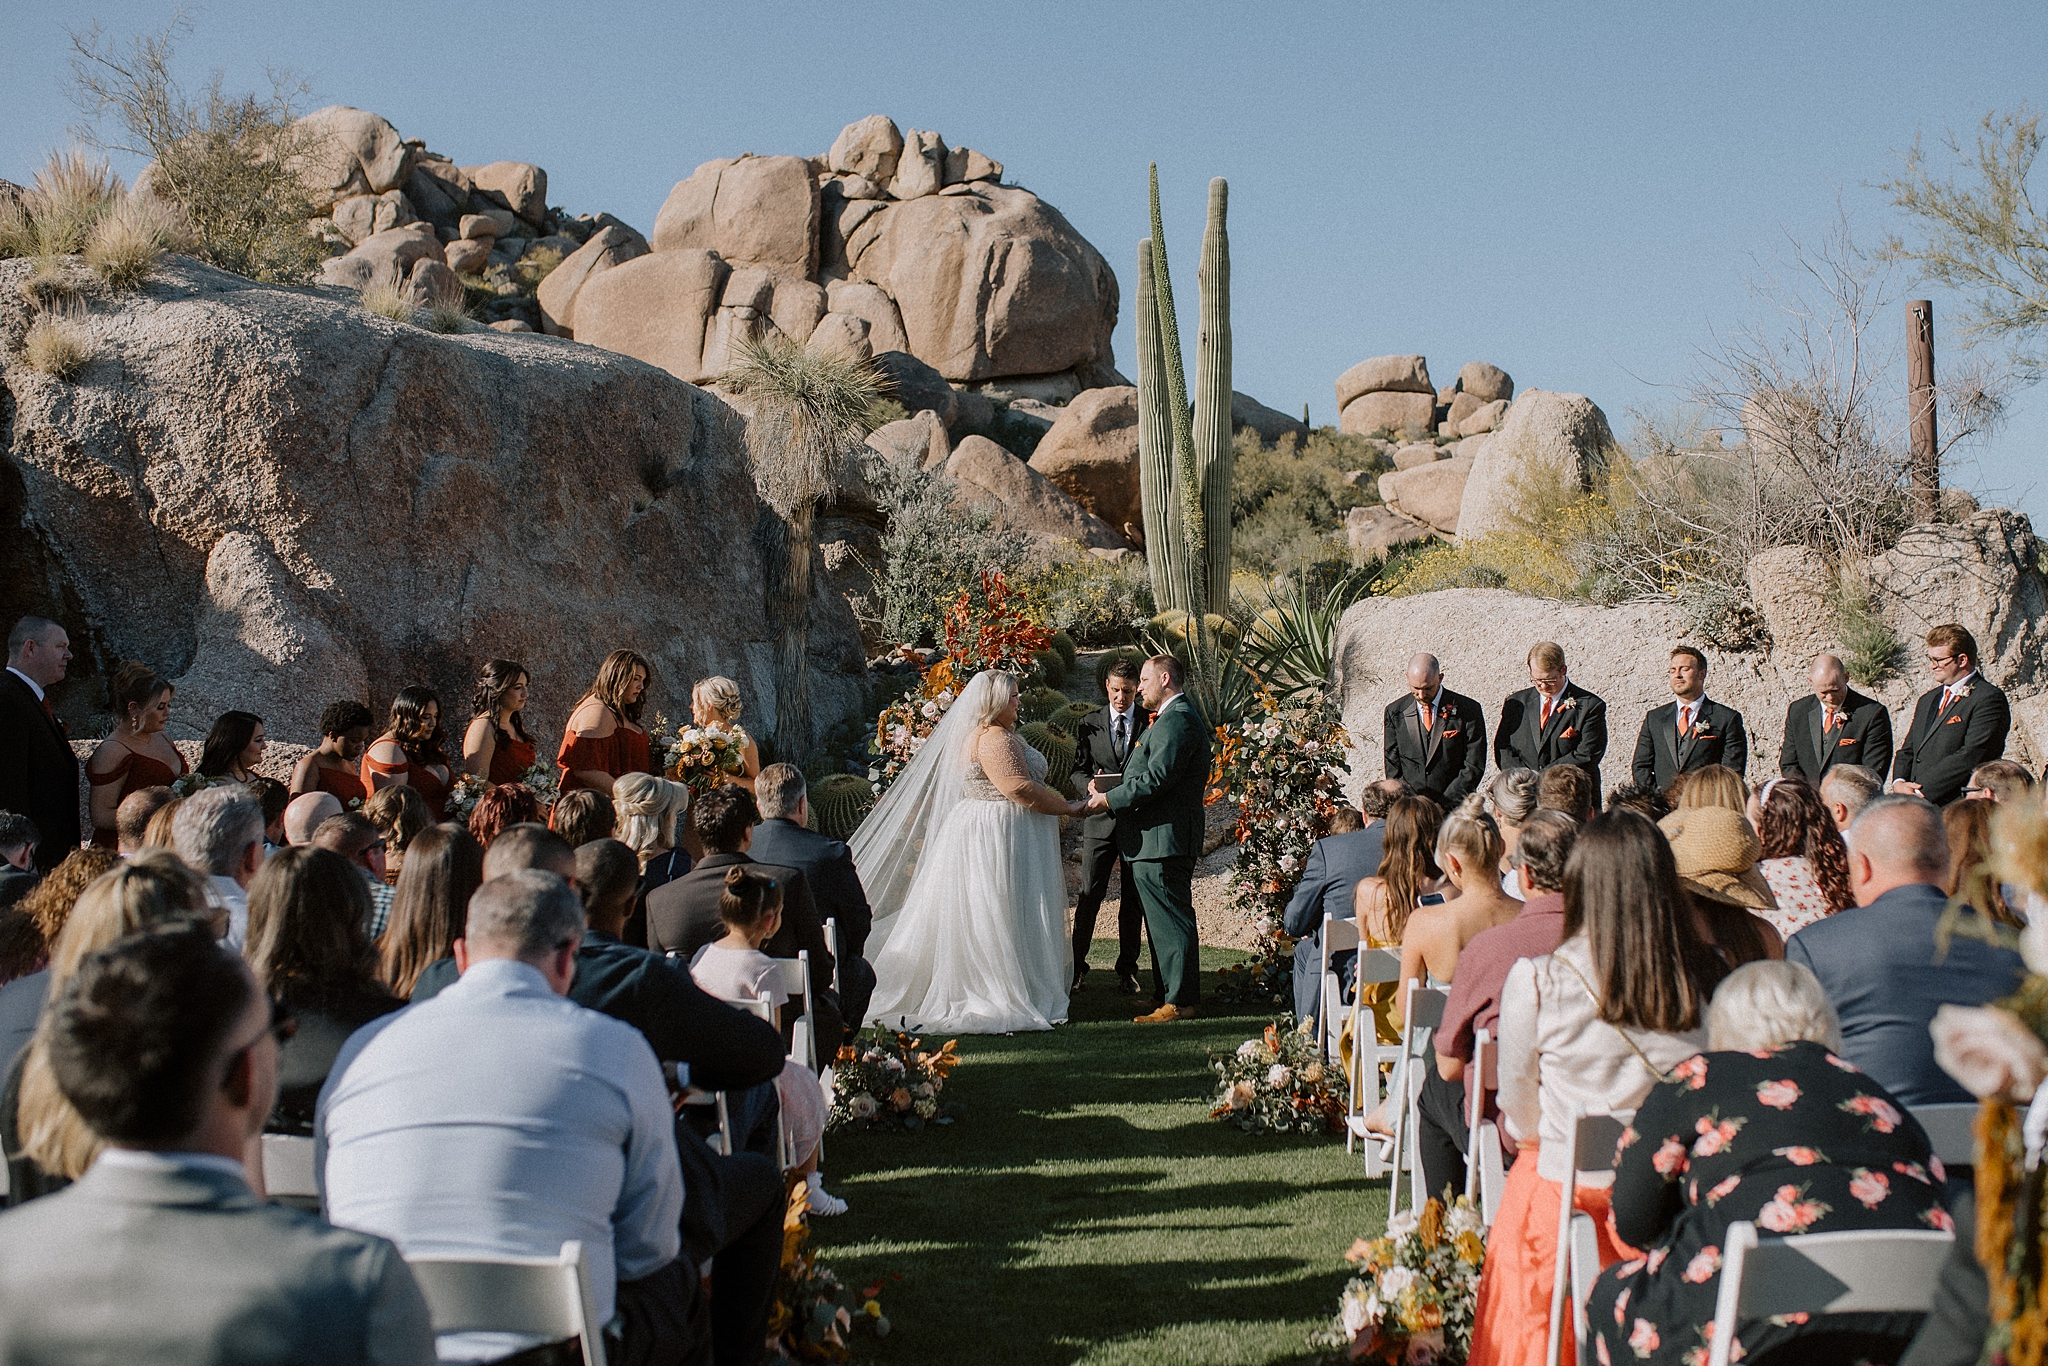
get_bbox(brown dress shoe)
[1133,1003,1197,1023]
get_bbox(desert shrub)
[851,453,1027,647]
[19,254,78,309]
[1831,571,1902,684]
[1230,427,1381,578]
[84,191,185,288]
[988,404,1048,460]
[1013,556,1155,647]
[0,154,123,260]
[513,247,564,291]
[863,396,909,429]
[358,280,411,322]
[20,309,95,380]
[421,296,475,334]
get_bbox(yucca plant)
[1245,564,1384,704]
[721,333,887,764]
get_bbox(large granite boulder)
[1457,362,1514,403]
[572,250,730,384]
[946,436,1127,551]
[1336,355,1433,407]
[651,155,820,277]
[1377,456,1473,535]
[464,162,549,232]
[537,225,651,337]
[1340,390,1435,437]
[1231,391,1310,447]
[296,106,410,205]
[0,256,865,746]
[1864,509,2048,691]
[1456,391,1616,540]
[827,115,904,183]
[316,222,446,291]
[1029,387,1141,543]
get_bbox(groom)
[1087,654,1210,1023]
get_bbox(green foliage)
[1048,630,1078,669]
[1050,701,1098,736]
[1243,565,1384,704]
[1831,572,1903,685]
[1231,426,1381,579]
[863,395,909,430]
[808,772,878,839]
[1027,648,1067,689]
[512,246,563,292]
[1020,686,1071,724]
[1018,720,1076,793]
[855,454,1028,647]
[1011,556,1156,648]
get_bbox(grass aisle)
[815,943,1389,1365]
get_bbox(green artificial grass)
[817,943,1388,1365]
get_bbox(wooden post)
[1908,300,1938,522]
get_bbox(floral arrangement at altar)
[1313,1196,1484,1364]
[867,571,1051,796]
[444,761,559,821]
[650,714,752,796]
[829,1025,962,1133]
[768,1184,895,1363]
[1209,1017,1347,1135]
[1209,695,1350,1005]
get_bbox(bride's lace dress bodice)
[963,729,1047,803]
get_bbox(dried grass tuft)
[357,278,412,322]
[21,308,95,381]
[85,193,187,289]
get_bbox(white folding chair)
[405,1239,608,1366]
[771,951,817,1072]
[1908,1101,1977,1172]
[1545,1108,1627,1366]
[1319,912,1360,1062]
[1706,1221,1954,1366]
[1464,1027,1506,1228]
[1336,943,1404,1151]
[823,918,844,997]
[1362,979,1446,1205]
[261,1133,319,1199]
[719,993,797,1169]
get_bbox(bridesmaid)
[557,650,655,795]
[691,676,761,793]
[86,663,189,847]
[462,659,537,785]
[361,687,453,820]
[196,710,266,783]
[290,701,374,806]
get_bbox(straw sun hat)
[1657,806,1777,911]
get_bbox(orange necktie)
[1419,701,1435,731]
[1678,706,1692,737]
[1540,697,1553,728]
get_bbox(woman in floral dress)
[1584,960,1948,1366]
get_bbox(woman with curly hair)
[557,650,655,796]
[361,686,453,820]
[462,659,538,785]
[1750,774,1854,936]
[468,783,541,852]
[196,710,266,783]
[290,700,373,805]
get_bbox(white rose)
[1384,1209,1421,1239]
[1340,1286,1374,1336]
[1932,1004,2048,1103]
[1279,854,1299,873]
[921,701,940,718]
[1378,1265,1417,1298]
[1237,1039,1264,1059]
[1446,1202,1484,1236]
[1267,1064,1293,1088]
[849,1093,878,1118]
[937,689,955,705]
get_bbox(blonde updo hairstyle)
[1438,794,1506,883]
[1706,960,1842,1052]
[972,672,1021,729]
[613,772,690,865]
[692,676,743,726]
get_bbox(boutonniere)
[1955,683,1973,699]
[1557,697,1578,713]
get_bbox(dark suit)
[1780,690,1894,786]
[1105,696,1211,1007]
[645,851,845,1053]
[1069,703,1149,977]
[1382,689,1486,807]
[1631,697,1749,793]
[1492,682,1607,790]
[0,669,80,871]
[1785,882,2025,1106]
[1892,675,2011,807]
[1280,824,1385,1025]
[745,817,877,1039]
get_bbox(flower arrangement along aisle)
[1311,1196,1484,1365]
[1210,1017,1348,1135]
[444,762,559,822]
[768,1184,895,1364]
[829,1025,962,1133]
[1209,695,1350,1007]
[868,570,1052,795]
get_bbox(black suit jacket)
[644,850,844,1048]
[0,671,80,871]
[1780,690,1893,786]
[1071,704,1149,842]
[746,817,875,961]
[1382,690,1486,807]
[1493,682,1607,789]
[1631,697,1749,793]
[1892,676,2012,807]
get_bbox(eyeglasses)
[232,994,297,1059]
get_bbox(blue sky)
[5,1,2044,519]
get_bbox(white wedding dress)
[852,673,1073,1033]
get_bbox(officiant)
[1069,658,1149,995]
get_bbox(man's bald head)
[283,792,342,846]
[1809,653,1848,708]
[1844,794,1949,904]
[1405,653,1442,702]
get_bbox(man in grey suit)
[0,926,434,1364]
[1281,779,1407,1026]
[1786,795,2025,1106]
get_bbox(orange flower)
[889,1087,913,1111]
[1418,1198,1443,1249]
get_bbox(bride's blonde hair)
[971,672,1020,729]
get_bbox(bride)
[851,670,1087,1033]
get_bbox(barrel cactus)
[1019,721,1078,795]
[1051,701,1099,737]
[809,772,878,840]
[1020,685,1070,724]
[1049,631,1079,670]
[1029,648,1069,690]
[1094,646,1148,696]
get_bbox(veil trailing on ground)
[849,670,1003,952]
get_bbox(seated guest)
[86,662,188,847]
[1584,960,1946,1366]
[283,791,342,848]
[0,909,42,986]
[0,849,119,1067]
[1534,762,1594,823]
[248,775,290,853]
[550,788,616,852]
[557,650,656,795]
[246,848,403,1136]
[6,852,214,1204]
[1820,762,1884,832]
[1660,804,1784,967]
[311,813,394,940]
[1605,781,1672,822]
[748,762,879,1040]
[1751,774,1855,937]
[646,784,845,1055]
[1943,797,2017,926]
[613,774,691,940]
[289,700,373,805]
[0,811,36,910]
[141,798,183,851]
[467,782,540,852]
[686,864,844,1216]
[1967,758,2035,805]
[360,687,452,820]
[171,785,265,950]
[114,785,176,855]
[1482,768,1540,898]
[1787,794,2026,1106]
[1281,794,1383,1027]
[320,870,700,1364]
[1668,763,1748,814]
[375,823,484,998]
[195,708,266,783]
[361,783,429,884]
[1471,809,1718,1366]
[0,927,434,1362]
[1349,795,1446,1046]
[461,659,537,784]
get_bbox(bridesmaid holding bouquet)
[361,687,454,820]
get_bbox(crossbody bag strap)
[1554,953,1677,1087]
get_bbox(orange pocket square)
[1837,736,1858,746]
[1945,715,1963,725]
[1443,729,1460,739]
[1561,727,1577,738]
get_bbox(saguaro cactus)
[1136,243,1194,617]
[1193,177,1233,611]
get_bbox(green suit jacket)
[1105,696,1212,861]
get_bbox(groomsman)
[1493,641,1607,792]
[0,617,79,872]
[1381,653,1486,808]
[1068,659,1149,994]
[1779,653,1892,786]
[1891,623,2011,807]
[1631,645,1749,792]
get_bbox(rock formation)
[1335,353,1513,442]
[1455,390,1616,541]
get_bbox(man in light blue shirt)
[319,869,695,1363]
